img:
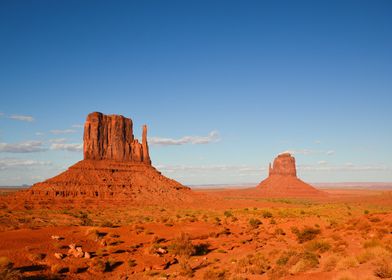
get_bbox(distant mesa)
[22,112,191,204]
[257,153,325,197]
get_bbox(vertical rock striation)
[269,153,297,177]
[83,112,150,164]
[24,111,191,204]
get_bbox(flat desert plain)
[0,186,391,280]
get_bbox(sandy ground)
[0,187,391,280]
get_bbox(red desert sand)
[0,112,391,280]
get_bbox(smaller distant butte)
[257,153,326,197]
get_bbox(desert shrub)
[336,256,359,270]
[369,216,381,223]
[0,257,13,269]
[0,257,21,280]
[224,210,233,218]
[276,250,297,266]
[89,259,111,273]
[274,228,285,235]
[194,243,210,256]
[323,255,338,272]
[179,261,193,277]
[363,239,382,248]
[169,233,195,258]
[356,249,374,264]
[374,259,392,278]
[128,259,137,267]
[0,268,22,280]
[262,211,273,218]
[101,220,114,228]
[305,240,331,253]
[292,226,320,243]
[28,253,46,262]
[235,253,271,274]
[249,218,262,229]
[203,269,227,280]
[289,251,319,274]
[364,209,370,214]
[79,212,93,226]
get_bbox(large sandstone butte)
[22,112,191,204]
[257,153,325,197]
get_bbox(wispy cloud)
[0,141,46,153]
[35,132,44,136]
[150,131,220,146]
[156,164,264,176]
[282,149,335,156]
[50,129,76,134]
[71,124,83,128]
[0,158,51,170]
[49,138,67,143]
[50,143,83,152]
[299,163,390,172]
[8,114,34,122]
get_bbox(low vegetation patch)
[291,226,321,243]
[235,253,271,274]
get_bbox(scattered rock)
[51,235,63,240]
[54,253,65,260]
[156,248,168,255]
[84,252,91,259]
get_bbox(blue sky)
[0,0,391,186]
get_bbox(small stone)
[73,251,84,258]
[84,252,91,259]
[51,235,63,240]
[157,248,167,255]
[54,253,65,260]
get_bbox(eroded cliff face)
[268,153,297,177]
[21,112,191,204]
[83,112,150,163]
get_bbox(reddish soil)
[0,187,391,280]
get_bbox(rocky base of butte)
[18,112,192,204]
[257,153,325,197]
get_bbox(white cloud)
[35,132,44,136]
[49,138,67,143]
[317,160,328,165]
[0,158,51,170]
[299,163,390,172]
[8,114,34,122]
[150,131,220,146]
[0,141,46,153]
[50,129,76,134]
[283,149,335,156]
[50,143,83,152]
[71,124,83,128]
[0,112,4,116]
[156,164,264,174]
